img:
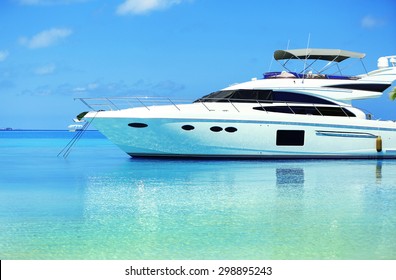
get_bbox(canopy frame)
[273,48,367,76]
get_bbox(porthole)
[225,127,237,133]
[128,122,148,128]
[182,125,195,131]
[210,126,223,132]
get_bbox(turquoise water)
[0,131,395,260]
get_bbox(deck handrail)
[75,96,364,118]
[75,97,192,111]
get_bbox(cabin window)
[324,83,391,93]
[316,107,355,117]
[276,130,305,146]
[210,126,223,132]
[194,89,335,105]
[255,106,294,114]
[253,106,355,117]
[182,125,195,131]
[225,127,238,133]
[128,122,148,128]
[271,91,334,104]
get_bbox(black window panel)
[253,106,355,117]
[194,90,234,102]
[257,106,294,114]
[276,130,305,146]
[290,106,321,115]
[195,89,335,105]
[272,91,334,105]
[229,90,256,102]
[231,90,273,102]
[317,107,355,117]
[324,83,391,93]
[343,108,355,117]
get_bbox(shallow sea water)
[0,131,395,260]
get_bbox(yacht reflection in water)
[276,168,305,187]
[375,160,382,182]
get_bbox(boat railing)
[75,97,192,111]
[76,96,362,118]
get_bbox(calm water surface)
[0,131,395,259]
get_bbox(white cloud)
[72,87,86,93]
[0,50,9,62]
[20,28,72,49]
[72,82,131,96]
[116,0,184,15]
[34,64,56,75]
[72,83,99,93]
[361,15,385,29]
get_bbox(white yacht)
[78,49,396,158]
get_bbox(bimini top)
[274,48,366,63]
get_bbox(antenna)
[267,56,274,72]
[306,33,311,49]
[303,33,311,82]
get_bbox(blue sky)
[1,0,395,129]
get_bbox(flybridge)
[273,48,366,62]
[269,48,368,78]
[266,48,396,82]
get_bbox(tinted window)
[276,130,305,146]
[272,91,334,105]
[317,107,355,117]
[289,106,321,115]
[255,106,294,114]
[253,106,355,117]
[195,89,334,105]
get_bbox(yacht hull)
[88,113,396,159]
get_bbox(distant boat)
[68,124,84,132]
[68,117,86,132]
